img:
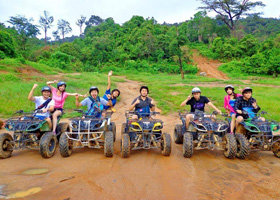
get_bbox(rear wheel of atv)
[272,137,280,158]
[235,133,250,159]
[121,123,127,135]
[109,122,116,142]
[104,131,114,157]
[0,133,13,159]
[223,133,237,159]
[161,133,171,156]
[183,132,193,158]
[59,132,73,157]
[39,132,57,158]
[121,134,130,158]
[56,122,69,140]
[174,124,183,144]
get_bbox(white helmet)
[192,87,201,94]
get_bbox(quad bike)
[175,110,238,159]
[0,110,67,159]
[120,111,171,158]
[59,108,115,157]
[235,111,280,159]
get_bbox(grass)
[0,59,280,122]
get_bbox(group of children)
[27,69,260,136]
[29,71,120,134]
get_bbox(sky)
[0,0,279,39]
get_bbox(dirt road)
[192,49,229,80]
[1,77,280,200]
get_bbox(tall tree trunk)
[45,29,47,46]
[179,56,184,79]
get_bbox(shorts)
[52,108,63,113]
[34,115,48,120]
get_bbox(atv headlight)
[152,122,163,132]
[130,122,142,131]
[196,124,207,131]
[6,123,13,130]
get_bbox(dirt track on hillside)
[1,76,280,200]
[193,49,229,80]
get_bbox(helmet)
[111,89,120,97]
[192,87,201,94]
[225,85,234,92]
[89,86,99,94]
[57,81,67,88]
[242,87,253,94]
[140,86,149,94]
[41,86,51,93]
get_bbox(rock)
[199,72,207,76]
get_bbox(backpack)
[87,96,103,117]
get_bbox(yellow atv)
[120,111,171,158]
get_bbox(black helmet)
[225,85,234,92]
[242,87,253,94]
[57,81,67,88]
[140,86,149,94]
[89,86,99,94]
[111,89,120,97]
[41,86,51,93]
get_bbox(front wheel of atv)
[39,132,57,158]
[121,134,130,158]
[104,131,114,157]
[59,132,73,157]
[109,122,116,142]
[223,133,237,159]
[235,133,250,159]
[174,124,183,144]
[183,132,193,158]
[161,132,171,156]
[56,122,69,140]
[272,136,280,158]
[0,133,13,159]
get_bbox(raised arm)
[46,80,58,88]
[180,94,191,107]
[107,70,113,90]
[75,94,83,107]
[28,84,38,101]
[129,98,140,111]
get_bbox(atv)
[175,110,237,159]
[59,109,115,157]
[0,110,67,159]
[120,111,171,158]
[235,111,280,159]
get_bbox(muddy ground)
[1,77,280,200]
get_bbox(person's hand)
[75,94,80,100]
[135,99,140,105]
[108,70,113,77]
[106,94,112,100]
[151,99,155,106]
[238,86,243,93]
[53,80,58,83]
[32,84,38,89]
[237,110,242,114]
[42,108,48,113]
[217,109,222,115]
[187,93,192,100]
[252,101,257,109]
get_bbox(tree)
[85,15,104,27]
[76,15,86,36]
[198,0,265,30]
[57,19,72,40]
[39,11,54,45]
[7,15,40,50]
[52,30,60,41]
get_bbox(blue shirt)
[81,97,108,111]
[103,89,117,110]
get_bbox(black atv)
[59,109,115,157]
[235,111,280,158]
[120,111,171,158]
[174,110,237,159]
[0,110,67,159]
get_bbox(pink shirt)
[51,88,68,109]
[224,93,242,113]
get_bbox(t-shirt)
[81,97,108,111]
[131,96,153,111]
[186,96,210,112]
[33,96,55,118]
[51,88,68,109]
[103,89,117,110]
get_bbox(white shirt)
[33,96,55,118]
